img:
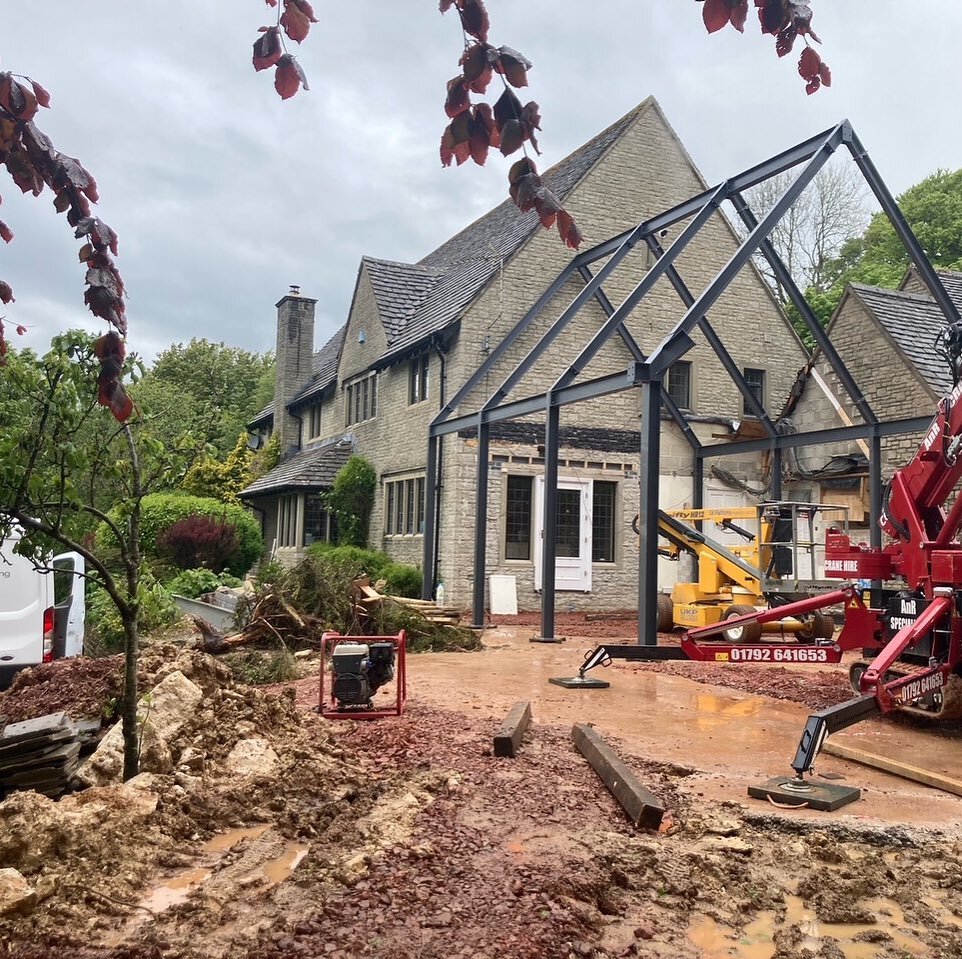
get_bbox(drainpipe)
[433,336,447,595]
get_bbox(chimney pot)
[289,284,301,296]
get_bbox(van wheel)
[796,612,835,641]
[722,604,762,643]
[656,594,675,633]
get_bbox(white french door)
[533,477,592,592]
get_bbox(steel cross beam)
[576,265,647,364]
[645,123,846,377]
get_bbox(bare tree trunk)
[121,423,143,783]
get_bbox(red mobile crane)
[571,323,962,780]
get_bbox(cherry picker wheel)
[848,660,869,693]
[656,594,674,633]
[722,604,762,643]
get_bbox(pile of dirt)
[489,611,646,639]
[623,661,855,711]
[0,655,124,723]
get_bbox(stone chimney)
[274,286,317,458]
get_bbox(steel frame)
[420,120,962,641]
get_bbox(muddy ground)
[1,620,961,959]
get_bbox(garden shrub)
[86,570,178,653]
[158,515,240,572]
[327,455,376,547]
[381,562,422,599]
[166,567,243,599]
[97,493,262,577]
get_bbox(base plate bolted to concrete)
[549,675,610,689]
[747,776,861,812]
[530,635,567,644]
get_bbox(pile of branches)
[190,555,480,654]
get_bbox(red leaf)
[0,74,38,122]
[253,27,282,71]
[756,0,788,34]
[510,173,542,213]
[444,77,470,119]
[265,0,278,6]
[818,61,832,87]
[459,0,489,42]
[703,0,733,33]
[15,324,26,335]
[438,0,456,11]
[460,43,496,94]
[0,280,15,304]
[0,221,12,244]
[495,46,532,88]
[508,157,538,184]
[280,0,316,43]
[274,55,306,100]
[805,76,821,95]
[493,87,523,131]
[557,210,583,250]
[776,25,797,57]
[798,45,821,81]
[31,80,51,108]
[498,119,524,157]
[534,189,562,229]
[729,0,749,31]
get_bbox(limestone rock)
[225,738,280,779]
[0,868,37,916]
[75,670,202,787]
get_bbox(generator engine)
[330,642,395,709]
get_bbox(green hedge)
[98,493,263,577]
[306,543,421,597]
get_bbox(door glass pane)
[555,489,581,558]
[592,481,616,562]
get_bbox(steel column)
[870,427,884,607]
[638,377,662,646]
[540,400,561,640]
[472,417,490,627]
[771,447,783,500]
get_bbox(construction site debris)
[493,700,532,757]
[0,713,81,798]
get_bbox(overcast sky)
[4,2,961,364]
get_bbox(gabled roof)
[847,280,960,397]
[249,326,346,428]
[368,100,652,366]
[364,257,442,342]
[240,435,354,499]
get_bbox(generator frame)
[318,630,407,720]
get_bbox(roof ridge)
[850,282,938,303]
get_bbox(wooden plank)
[571,724,665,829]
[823,741,962,798]
[494,701,532,758]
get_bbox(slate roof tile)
[240,435,354,498]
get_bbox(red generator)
[318,630,407,720]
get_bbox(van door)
[53,553,85,658]
[0,543,50,674]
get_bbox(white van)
[0,529,85,689]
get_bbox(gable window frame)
[345,372,378,427]
[504,474,534,561]
[742,367,766,417]
[666,360,692,412]
[408,353,429,405]
[591,480,618,564]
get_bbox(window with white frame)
[345,373,377,426]
[408,354,429,405]
[277,493,299,548]
[384,475,425,536]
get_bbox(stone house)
[241,97,816,611]
[788,269,962,532]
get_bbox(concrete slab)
[747,776,861,812]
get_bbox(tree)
[328,455,377,548]
[808,168,962,325]
[0,331,197,781]
[140,339,275,459]
[742,163,870,344]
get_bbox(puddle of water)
[921,894,962,928]
[138,867,212,914]
[689,895,929,959]
[202,824,270,853]
[262,842,308,884]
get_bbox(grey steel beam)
[421,435,439,600]
[482,219,659,413]
[472,418,490,627]
[540,402,561,640]
[645,236,777,437]
[771,447,783,499]
[646,123,846,377]
[869,427,884,607]
[431,368,635,438]
[698,416,931,458]
[576,265,646,363]
[577,125,841,267]
[729,192,879,426]
[845,129,962,326]
[552,186,726,394]
[638,377,662,646]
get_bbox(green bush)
[381,562,422,599]
[86,570,179,653]
[306,542,392,580]
[97,493,263,577]
[166,567,243,599]
[327,455,376,547]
